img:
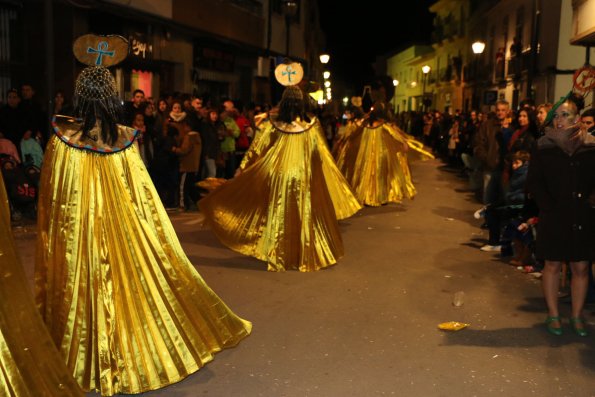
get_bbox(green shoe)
[545,316,562,336]
[570,317,588,337]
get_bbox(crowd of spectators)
[393,98,595,308]
[0,84,282,219]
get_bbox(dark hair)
[74,96,123,145]
[277,86,309,124]
[582,108,595,119]
[567,93,585,113]
[367,101,390,125]
[512,150,530,163]
[132,89,145,97]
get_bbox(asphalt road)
[13,159,595,397]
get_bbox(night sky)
[318,1,435,96]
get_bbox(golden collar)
[271,117,317,134]
[52,115,137,154]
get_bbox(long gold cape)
[35,116,251,396]
[0,172,83,397]
[200,118,358,272]
[340,122,433,206]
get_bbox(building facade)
[388,0,594,115]
[0,0,326,111]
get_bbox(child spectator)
[478,150,530,252]
[20,129,43,168]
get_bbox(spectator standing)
[526,93,595,337]
[53,90,73,116]
[199,108,224,179]
[123,89,146,126]
[19,83,47,146]
[474,100,510,205]
[173,120,201,211]
[220,100,240,178]
[581,108,595,135]
[0,89,25,147]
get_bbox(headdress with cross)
[71,34,128,118]
[71,34,129,143]
[274,60,304,87]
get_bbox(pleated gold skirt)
[35,136,251,396]
[200,119,356,272]
[0,172,83,397]
[341,122,416,206]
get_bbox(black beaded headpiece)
[72,34,128,144]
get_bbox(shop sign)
[129,33,153,60]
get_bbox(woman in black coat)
[526,93,595,337]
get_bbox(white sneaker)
[480,244,502,252]
[474,206,486,219]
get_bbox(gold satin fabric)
[0,172,83,397]
[200,118,359,272]
[340,121,432,206]
[240,118,361,220]
[35,120,251,396]
[333,120,363,183]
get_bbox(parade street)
[14,159,595,397]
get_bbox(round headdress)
[72,34,128,115]
[274,61,304,87]
[72,34,129,143]
[274,59,309,123]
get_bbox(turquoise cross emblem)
[282,65,296,83]
[87,41,115,66]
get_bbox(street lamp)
[472,41,486,55]
[421,65,431,111]
[471,41,485,110]
[393,79,399,113]
[323,71,330,79]
[319,53,330,64]
[281,1,299,56]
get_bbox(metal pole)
[527,0,540,100]
[285,15,290,56]
[45,0,54,126]
[422,74,427,112]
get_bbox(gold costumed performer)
[332,96,365,182]
[34,35,251,396]
[200,61,361,272]
[0,173,83,397]
[339,100,433,206]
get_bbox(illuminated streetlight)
[472,41,486,54]
[319,53,330,64]
[324,81,331,88]
[471,40,486,110]
[323,71,331,79]
[392,79,399,113]
[421,65,431,111]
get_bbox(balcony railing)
[506,51,534,78]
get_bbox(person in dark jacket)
[474,100,510,205]
[526,92,595,337]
